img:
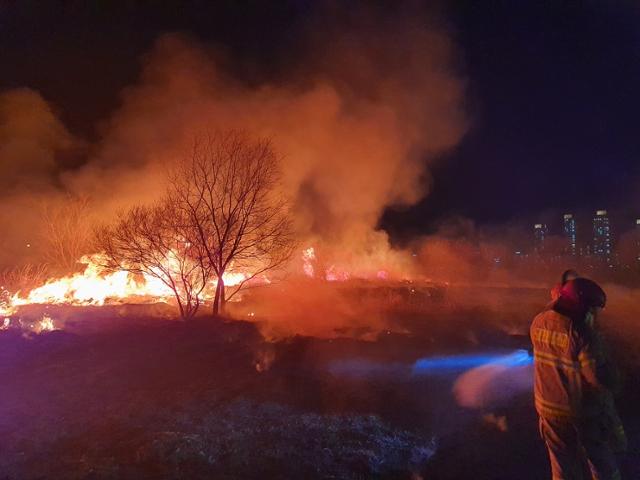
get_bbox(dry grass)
[0,263,49,295]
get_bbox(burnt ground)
[1,286,639,479]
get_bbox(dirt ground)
[1,285,638,479]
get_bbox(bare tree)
[96,201,212,320]
[40,195,94,274]
[169,131,295,315]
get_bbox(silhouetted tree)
[169,131,295,315]
[96,202,211,319]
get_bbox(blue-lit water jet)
[412,349,532,375]
[327,350,533,380]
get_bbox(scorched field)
[2,284,639,479]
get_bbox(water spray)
[327,349,533,380]
[412,349,532,376]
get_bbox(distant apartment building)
[534,223,548,253]
[592,210,612,264]
[563,214,577,255]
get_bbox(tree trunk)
[212,276,225,316]
[212,280,220,315]
[219,279,225,314]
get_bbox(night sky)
[403,1,640,237]
[2,0,639,238]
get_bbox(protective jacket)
[532,289,625,479]
[530,298,612,419]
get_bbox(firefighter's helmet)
[559,277,606,309]
[561,269,580,285]
[550,270,580,301]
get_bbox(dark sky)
[391,0,640,238]
[2,0,639,237]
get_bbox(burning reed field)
[2,278,640,479]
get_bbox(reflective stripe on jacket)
[530,304,602,419]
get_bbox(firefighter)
[531,276,625,480]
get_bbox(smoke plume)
[0,5,468,271]
[0,88,82,265]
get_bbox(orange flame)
[0,246,400,325]
[302,247,316,277]
[3,253,249,317]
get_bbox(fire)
[0,244,403,329]
[302,247,316,277]
[2,254,250,318]
[325,265,350,282]
[34,314,56,333]
[376,270,389,280]
[12,256,171,305]
[11,254,174,308]
[218,271,248,288]
[301,246,391,283]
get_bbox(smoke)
[230,275,399,339]
[0,3,470,285]
[411,218,547,287]
[35,4,464,272]
[0,88,76,188]
[0,88,84,265]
